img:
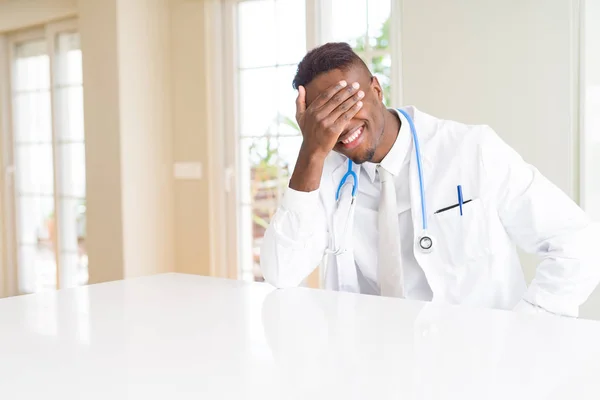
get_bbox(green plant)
[249,114,300,230]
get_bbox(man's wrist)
[289,147,327,192]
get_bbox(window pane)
[58,143,86,197]
[251,201,275,282]
[55,32,85,141]
[16,194,57,293]
[239,204,253,281]
[238,0,276,68]
[56,86,84,141]
[14,40,49,91]
[273,135,301,197]
[55,32,82,86]
[239,68,277,137]
[55,30,87,290]
[13,39,56,294]
[13,92,52,143]
[330,0,368,48]
[242,136,286,205]
[275,0,306,65]
[58,197,80,253]
[17,195,54,245]
[18,244,56,293]
[249,137,282,204]
[241,136,291,282]
[236,0,306,282]
[15,144,54,195]
[368,0,391,49]
[57,198,87,289]
[370,54,392,105]
[275,66,300,135]
[60,251,88,290]
[239,138,253,205]
[240,200,277,283]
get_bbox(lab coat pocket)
[431,198,491,268]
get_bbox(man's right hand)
[289,81,364,192]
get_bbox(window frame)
[220,0,403,283]
[1,18,82,296]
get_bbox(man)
[260,42,599,317]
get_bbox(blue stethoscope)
[334,108,434,253]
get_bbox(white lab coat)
[260,106,599,317]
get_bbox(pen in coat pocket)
[457,185,464,216]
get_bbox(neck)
[371,108,401,163]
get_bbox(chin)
[347,146,376,165]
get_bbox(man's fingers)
[308,80,348,111]
[295,86,306,119]
[332,100,363,132]
[316,82,360,118]
[328,89,364,121]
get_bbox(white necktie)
[377,165,405,298]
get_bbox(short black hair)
[292,42,371,90]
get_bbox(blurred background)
[0,0,599,316]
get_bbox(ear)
[370,76,383,102]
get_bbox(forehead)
[304,65,370,106]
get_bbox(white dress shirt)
[352,109,433,300]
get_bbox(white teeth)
[342,127,363,144]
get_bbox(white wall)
[401,0,579,198]
[579,0,600,319]
[581,0,600,220]
[400,0,600,319]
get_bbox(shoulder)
[412,107,516,161]
[408,107,488,163]
[421,110,489,146]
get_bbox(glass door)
[7,20,86,294]
[12,37,56,293]
[234,0,307,282]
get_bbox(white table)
[1,273,599,399]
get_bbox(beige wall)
[170,0,212,276]
[77,0,125,283]
[116,0,175,278]
[78,0,178,282]
[0,0,77,32]
[80,0,214,281]
[0,35,9,297]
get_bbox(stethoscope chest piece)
[418,234,434,253]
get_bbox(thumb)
[295,86,306,118]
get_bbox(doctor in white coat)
[260,42,599,317]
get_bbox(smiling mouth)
[339,125,364,145]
